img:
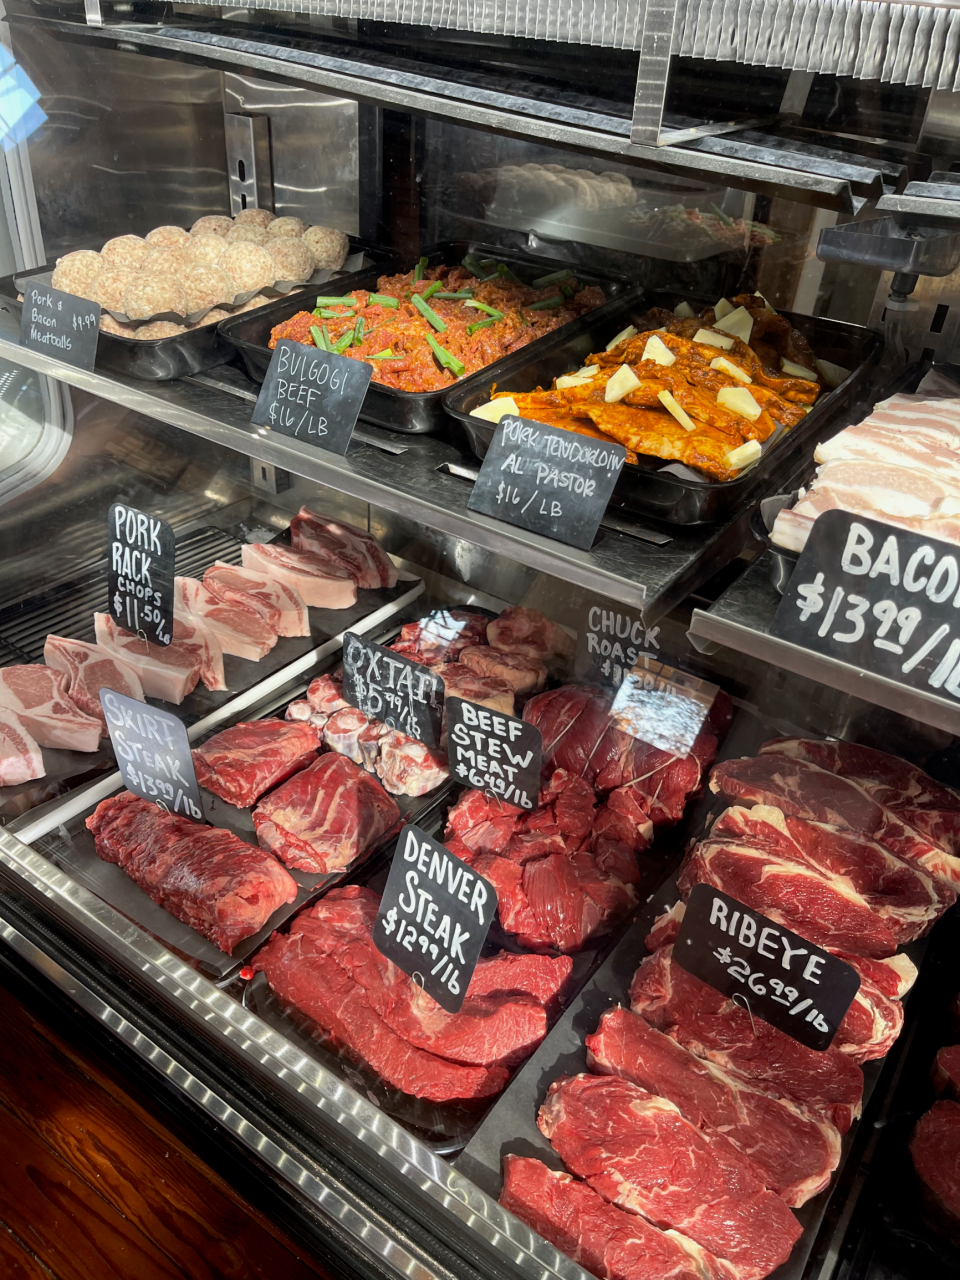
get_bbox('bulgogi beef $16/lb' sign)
[772,509,960,701]
[107,502,175,647]
[674,884,861,1052]
[341,630,444,748]
[373,824,497,1013]
[251,338,372,456]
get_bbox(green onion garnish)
[560,283,575,298]
[464,300,503,318]
[413,255,429,281]
[315,295,356,306]
[315,307,354,319]
[333,332,354,355]
[497,263,521,284]
[531,268,573,288]
[309,325,333,352]
[367,348,395,360]
[462,253,492,276]
[466,317,498,336]
[426,333,465,377]
[412,293,447,332]
[518,309,529,327]
[368,293,399,309]
[526,295,563,311]
[434,289,473,300]
[421,280,442,300]
[353,315,365,346]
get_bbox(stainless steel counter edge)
[688,605,960,736]
[0,826,592,1280]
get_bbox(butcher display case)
[0,5,959,1280]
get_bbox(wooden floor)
[0,977,332,1280]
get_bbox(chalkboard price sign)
[100,689,203,822]
[373,824,497,1013]
[468,415,626,550]
[771,509,960,702]
[674,884,860,1052]
[107,502,175,647]
[251,337,371,456]
[20,279,100,371]
[575,596,662,691]
[445,696,542,810]
[341,631,444,748]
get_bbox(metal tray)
[443,291,882,525]
[217,240,634,434]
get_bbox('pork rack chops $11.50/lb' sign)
[674,884,861,1052]
[772,509,960,702]
[341,630,444,748]
[107,502,175,647]
[468,415,626,551]
[445,696,542,810]
[373,824,497,1013]
[99,688,203,821]
[251,338,372,456]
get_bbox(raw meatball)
[99,314,138,337]
[142,244,189,275]
[302,225,349,270]
[190,215,232,237]
[122,273,188,320]
[268,216,307,239]
[134,320,186,340]
[186,234,226,266]
[234,208,275,229]
[226,223,268,246]
[92,265,139,311]
[188,307,230,329]
[235,294,273,313]
[181,263,236,312]
[51,250,102,298]
[101,235,147,269]
[145,225,190,248]
[220,243,275,293]
[266,237,313,284]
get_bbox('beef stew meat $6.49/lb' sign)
[445,696,542,810]
[373,824,497,1013]
[341,631,444,748]
[251,338,372,456]
[107,502,175,647]
[772,509,960,702]
[674,885,861,1052]
[100,689,203,822]
[468,415,626,551]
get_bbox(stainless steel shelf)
[689,554,960,737]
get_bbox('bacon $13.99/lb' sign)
[772,509,960,702]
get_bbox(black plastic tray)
[217,240,634,434]
[443,290,882,525]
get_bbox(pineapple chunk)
[674,300,696,318]
[575,365,598,377]
[641,335,676,367]
[714,306,754,344]
[605,325,637,352]
[710,356,752,383]
[470,396,520,422]
[714,298,735,320]
[658,389,696,432]
[754,292,777,314]
[780,357,818,382]
[816,358,851,389]
[556,374,596,389]
[717,386,762,421]
[604,364,642,403]
[694,328,734,351]
[725,439,762,471]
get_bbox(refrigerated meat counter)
[0,5,959,1279]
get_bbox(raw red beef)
[0,664,101,752]
[592,786,654,855]
[629,946,864,1132]
[500,1154,733,1280]
[390,609,489,665]
[86,792,297,952]
[467,951,573,1011]
[322,707,372,763]
[539,1073,802,1280]
[287,888,548,1067]
[711,754,960,889]
[487,606,575,673]
[44,636,144,726]
[192,719,320,808]
[435,662,515,718]
[289,507,398,589]
[935,1045,960,1098]
[446,788,522,855]
[587,1007,841,1207]
[0,708,43,785]
[459,645,546,695]
[762,737,960,855]
[910,1100,960,1218]
[253,753,399,873]
[307,672,350,716]
[376,729,449,796]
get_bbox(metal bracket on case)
[224,113,273,217]
[83,0,102,27]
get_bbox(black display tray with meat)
[443,290,881,525]
[217,240,633,434]
[453,711,957,1280]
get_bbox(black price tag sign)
[100,688,203,822]
[373,824,497,1013]
[771,510,960,702]
[341,631,444,747]
[20,280,100,371]
[467,415,626,551]
[609,656,719,757]
[445,696,542,810]
[251,337,371,456]
[575,596,662,691]
[107,502,175,647]
[674,885,860,1052]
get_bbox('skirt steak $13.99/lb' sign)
[100,689,203,821]
[107,502,175,647]
[341,631,444,748]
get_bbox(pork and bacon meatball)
[142,244,189,276]
[220,243,275,294]
[181,263,236,313]
[266,237,313,285]
[92,265,139,311]
[225,222,268,247]
[186,234,226,266]
[302,225,349,270]
[235,293,273,313]
[145,225,190,248]
[234,207,275,229]
[133,320,186,340]
[122,273,188,321]
[99,314,138,337]
[190,215,232,238]
[51,250,102,299]
[267,216,307,239]
[100,235,147,269]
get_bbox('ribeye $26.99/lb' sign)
[341,631,444,748]
[771,509,960,700]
